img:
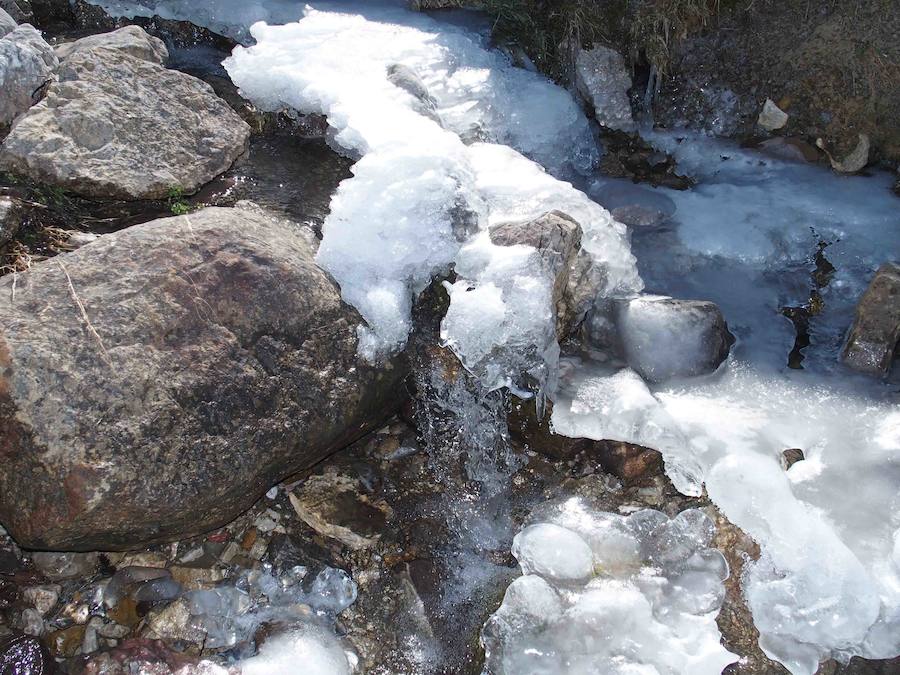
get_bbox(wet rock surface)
[842,262,900,377]
[0,206,407,550]
[0,632,53,674]
[0,27,250,200]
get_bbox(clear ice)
[483,501,737,674]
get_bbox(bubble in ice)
[484,500,737,675]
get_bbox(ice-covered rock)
[707,454,881,674]
[484,502,736,674]
[553,355,900,672]
[0,27,249,199]
[511,523,594,583]
[488,210,592,338]
[616,295,734,383]
[0,7,16,36]
[0,24,57,127]
[574,45,636,133]
[841,262,900,377]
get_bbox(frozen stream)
[86,1,900,673]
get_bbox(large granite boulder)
[0,23,57,127]
[0,206,408,550]
[842,262,900,376]
[54,24,168,63]
[0,27,249,199]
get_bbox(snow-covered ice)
[222,5,639,383]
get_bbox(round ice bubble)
[511,523,594,583]
[485,502,737,674]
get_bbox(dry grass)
[482,0,731,80]
[629,0,722,74]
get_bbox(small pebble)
[20,608,44,637]
[23,585,60,616]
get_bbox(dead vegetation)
[481,0,737,80]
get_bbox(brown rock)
[0,206,407,550]
[47,624,85,658]
[781,448,805,470]
[507,396,591,460]
[842,262,900,376]
[590,440,663,484]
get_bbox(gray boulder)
[54,25,167,64]
[0,8,16,37]
[0,0,31,23]
[0,24,57,127]
[842,262,900,376]
[0,28,249,200]
[0,206,408,550]
[616,295,734,383]
[489,210,598,338]
[0,195,24,246]
[575,45,635,133]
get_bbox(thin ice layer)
[482,501,737,674]
[224,8,639,374]
[559,132,900,673]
